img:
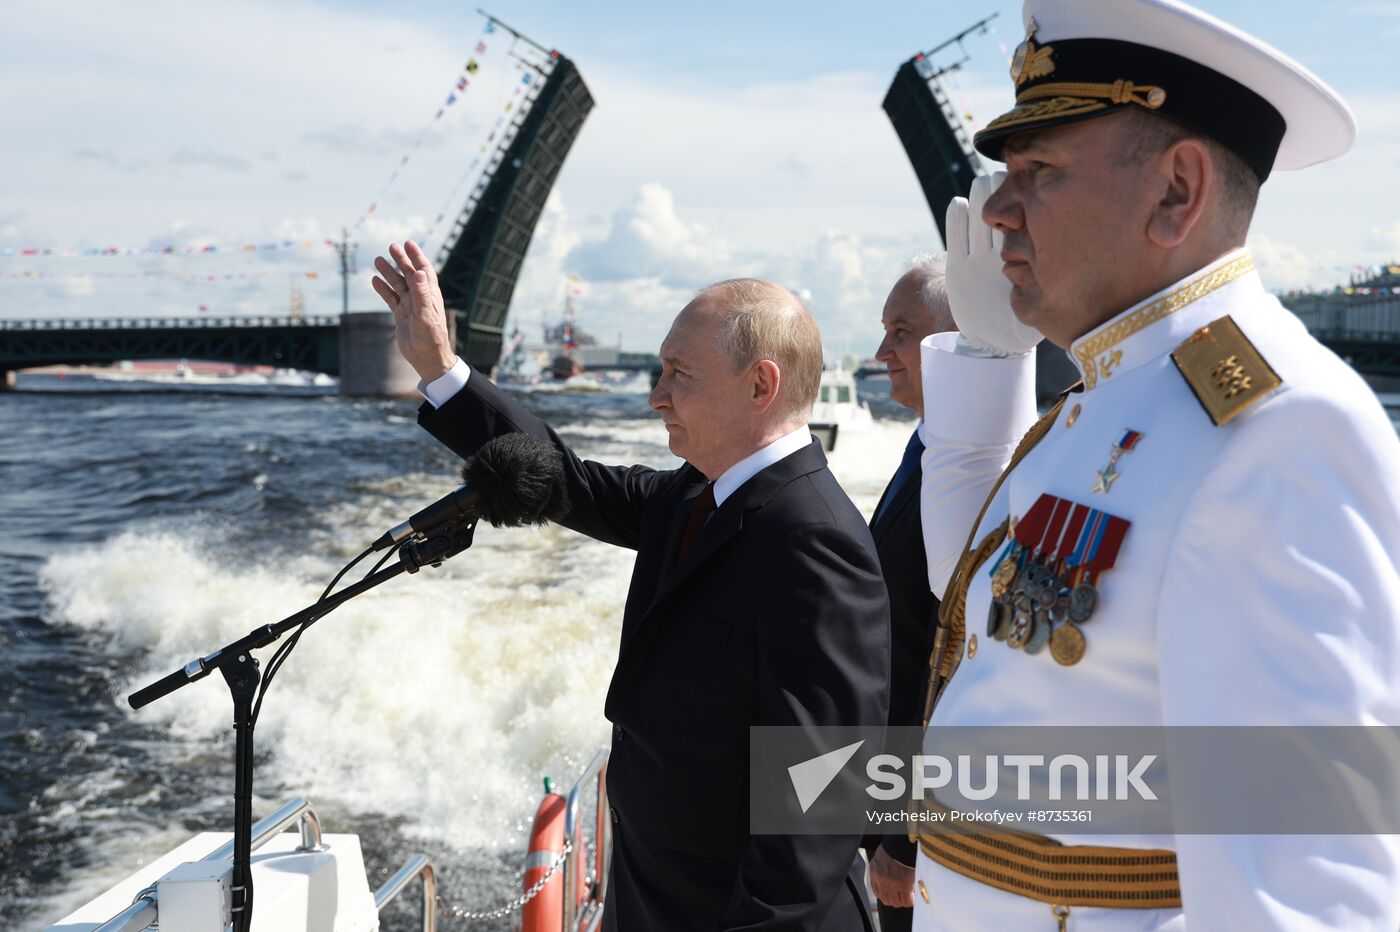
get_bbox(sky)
[3,0,1398,356]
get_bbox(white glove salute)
[945,172,1044,358]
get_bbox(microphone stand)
[127,521,477,932]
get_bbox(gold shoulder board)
[1171,315,1282,426]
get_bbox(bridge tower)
[881,19,992,246]
[435,36,594,374]
[882,16,1078,401]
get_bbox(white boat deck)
[48,831,378,932]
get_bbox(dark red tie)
[677,482,717,563]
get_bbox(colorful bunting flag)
[0,268,306,283]
[348,13,539,233]
[0,241,336,282]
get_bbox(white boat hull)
[48,830,379,932]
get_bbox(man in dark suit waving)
[372,242,890,932]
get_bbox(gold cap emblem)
[1011,18,1056,87]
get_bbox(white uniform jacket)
[914,249,1400,931]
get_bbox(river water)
[0,372,916,929]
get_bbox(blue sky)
[3,0,1397,354]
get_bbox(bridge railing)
[1310,327,1400,344]
[0,315,341,331]
[1288,293,1400,343]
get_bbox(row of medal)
[985,494,1131,667]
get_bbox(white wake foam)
[37,411,915,855]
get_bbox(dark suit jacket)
[867,442,939,867]
[420,374,890,932]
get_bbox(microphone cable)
[250,538,405,726]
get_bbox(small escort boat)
[809,367,875,451]
[48,750,611,932]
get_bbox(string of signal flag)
[2,14,525,266]
[0,241,337,259]
[1,269,324,283]
[351,16,514,231]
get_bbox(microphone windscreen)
[462,432,571,528]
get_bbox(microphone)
[373,432,570,550]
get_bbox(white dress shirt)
[712,425,811,506]
[419,357,472,409]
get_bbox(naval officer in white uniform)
[911,0,1400,929]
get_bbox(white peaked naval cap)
[973,0,1357,181]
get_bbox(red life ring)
[520,790,566,932]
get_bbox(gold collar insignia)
[1072,253,1256,390]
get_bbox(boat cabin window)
[836,386,851,403]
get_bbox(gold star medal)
[1092,429,1144,495]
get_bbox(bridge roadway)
[1286,295,1400,380]
[0,314,342,387]
[0,314,663,388]
[1,310,1395,389]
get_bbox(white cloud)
[71,148,148,173]
[168,149,252,173]
[1248,233,1332,292]
[0,212,24,241]
[511,183,923,356]
[1246,89,1400,289]
[48,276,96,301]
[555,67,933,254]
[303,126,446,156]
[2,0,514,257]
[1364,220,1400,258]
[361,215,431,253]
[566,183,730,285]
[506,190,686,351]
[798,232,917,356]
[510,190,582,312]
[5,0,1397,345]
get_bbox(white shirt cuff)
[418,357,471,408]
[919,332,1037,446]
